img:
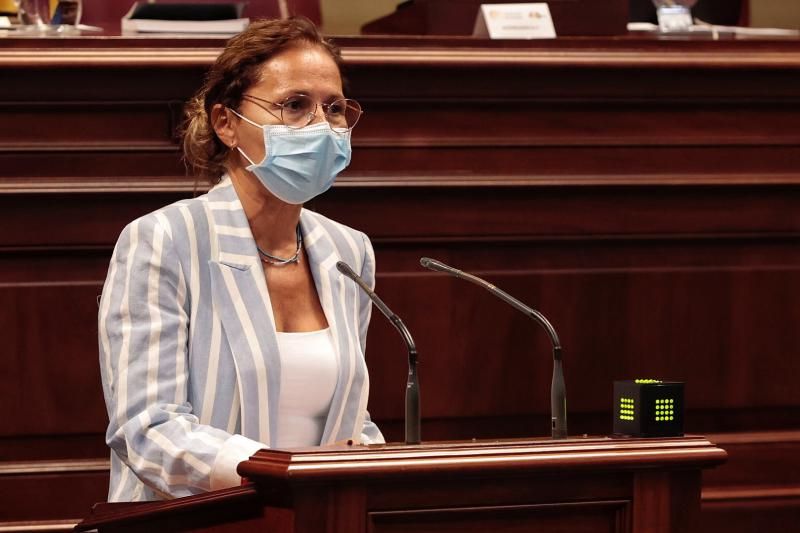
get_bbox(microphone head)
[420,257,451,273]
[336,261,355,277]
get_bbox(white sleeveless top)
[274,328,339,448]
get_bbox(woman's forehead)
[253,45,342,96]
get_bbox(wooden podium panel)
[76,436,726,533]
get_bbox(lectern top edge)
[246,433,715,457]
[76,435,727,533]
[238,435,727,482]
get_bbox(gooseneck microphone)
[419,257,567,439]
[336,261,421,444]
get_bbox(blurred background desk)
[1,34,799,532]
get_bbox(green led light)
[635,379,663,384]
[618,395,638,421]
[655,412,674,422]
[654,398,674,421]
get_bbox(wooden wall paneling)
[0,63,205,193]
[704,431,800,488]
[354,100,800,150]
[0,460,109,527]
[1,36,799,531]
[700,498,800,533]
[0,193,184,464]
[351,220,800,438]
[0,281,107,436]
[348,99,800,181]
[700,431,800,533]
[0,102,176,145]
[315,179,800,445]
[0,193,184,246]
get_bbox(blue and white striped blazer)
[98,177,383,501]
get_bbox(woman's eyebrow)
[278,88,346,101]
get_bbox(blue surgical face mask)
[230,109,352,205]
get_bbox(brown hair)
[182,17,342,182]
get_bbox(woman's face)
[233,44,344,166]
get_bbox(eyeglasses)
[241,93,363,132]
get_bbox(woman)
[98,17,383,502]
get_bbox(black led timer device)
[613,380,684,437]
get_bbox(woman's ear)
[211,104,238,149]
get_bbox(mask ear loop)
[237,146,258,167]
[227,107,265,167]
[228,107,264,129]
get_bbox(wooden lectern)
[76,436,726,533]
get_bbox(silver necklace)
[256,225,302,266]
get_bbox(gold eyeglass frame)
[241,93,363,131]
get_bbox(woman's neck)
[229,167,302,254]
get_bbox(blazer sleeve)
[98,214,262,499]
[357,232,385,444]
[357,231,376,355]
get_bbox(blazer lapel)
[207,180,281,447]
[301,211,368,444]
